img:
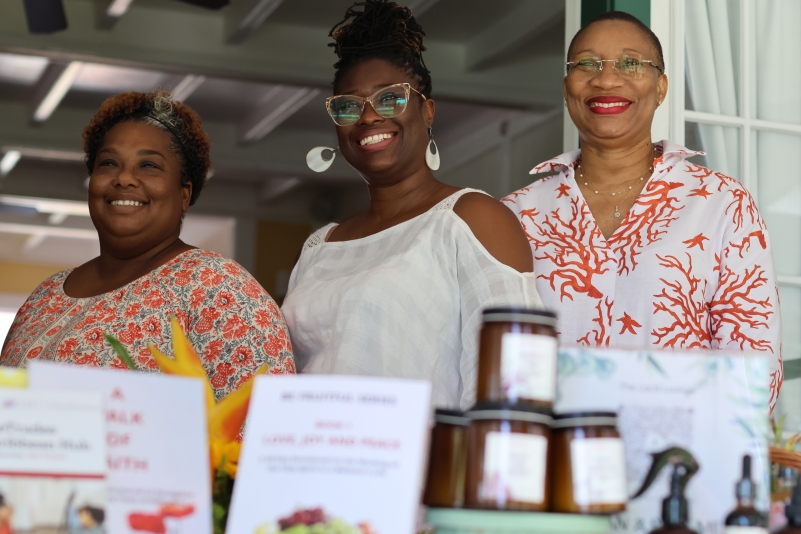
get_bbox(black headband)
[143,113,184,151]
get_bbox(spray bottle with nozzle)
[724,455,767,533]
[631,447,700,534]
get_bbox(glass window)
[756,132,801,277]
[684,0,741,117]
[685,0,801,425]
[753,0,801,125]
[683,122,740,179]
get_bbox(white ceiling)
[0,0,565,269]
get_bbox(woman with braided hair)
[282,0,542,409]
[1,90,295,396]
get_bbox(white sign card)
[0,387,106,533]
[556,347,769,534]
[227,375,432,534]
[28,361,212,534]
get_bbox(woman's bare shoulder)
[452,192,533,273]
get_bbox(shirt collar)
[529,140,705,175]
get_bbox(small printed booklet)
[557,347,769,533]
[227,375,432,534]
[0,387,106,533]
[28,361,212,534]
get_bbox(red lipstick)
[587,95,633,115]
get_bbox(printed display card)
[28,361,212,534]
[556,347,769,534]
[0,387,106,533]
[227,375,432,534]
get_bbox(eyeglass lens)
[329,85,409,126]
[571,56,648,79]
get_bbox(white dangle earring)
[306,146,339,173]
[425,127,440,171]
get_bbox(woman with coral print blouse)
[0,90,294,398]
[503,11,783,411]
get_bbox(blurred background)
[0,0,564,321]
[0,0,800,427]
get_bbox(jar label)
[500,333,558,402]
[724,528,768,534]
[481,431,547,504]
[570,437,627,505]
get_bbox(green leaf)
[104,334,137,370]
[212,503,228,534]
[645,355,667,376]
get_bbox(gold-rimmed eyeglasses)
[325,82,426,127]
[565,54,663,79]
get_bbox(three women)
[0,3,783,412]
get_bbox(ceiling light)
[171,74,206,102]
[0,222,96,240]
[0,151,21,177]
[228,0,285,43]
[106,0,135,17]
[243,87,320,142]
[1,146,83,162]
[33,61,83,122]
[0,195,89,216]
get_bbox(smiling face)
[333,58,435,185]
[88,121,191,258]
[565,19,668,148]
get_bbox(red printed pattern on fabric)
[0,249,295,399]
[503,141,782,412]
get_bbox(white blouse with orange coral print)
[503,140,783,412]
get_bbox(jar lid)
[551,411,618,429]
[434,408,469,426]
[482,307,557,327]
[467,401,553,425]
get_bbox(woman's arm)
[708,187,782,412]
[453,192,533,273]
[187,256,296,400]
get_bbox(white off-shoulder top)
[281,188,543,409]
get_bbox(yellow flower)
[145,317,268,480]
[210,439,241,479]
[147,318,216,413]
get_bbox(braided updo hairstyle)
[83,89,211,206]
[329,0,432,97]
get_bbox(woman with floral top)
[503,11,782,411]
[0,90,294,398]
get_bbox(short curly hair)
[329,0,432,98]
[82,89,211,206]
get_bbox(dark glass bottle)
[724,455,767,533]
[649,464,699,534]
[774,480,801,534]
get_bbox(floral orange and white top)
[502,141,783,411]
[0,249,295,399]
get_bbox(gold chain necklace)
[577,150,655,218]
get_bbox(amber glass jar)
[423,409,469,508]
[464,402,552,511]
[476,308,558,409]
[550,412,627,514]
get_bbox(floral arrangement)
[107,317,266,534]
